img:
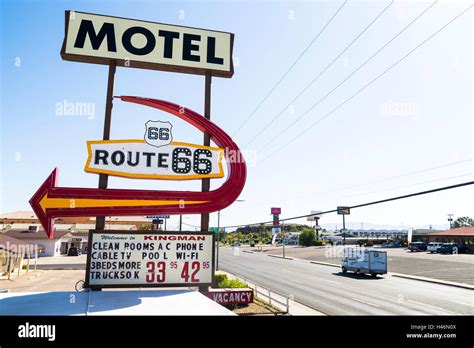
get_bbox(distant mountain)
[319,221,449,231]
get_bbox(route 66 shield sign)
[144,120,173,148]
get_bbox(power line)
[257,0,438,153]
[243,0,395,148]
[253,158,474,205]
[232,0,348,137]
[334,173,473,201]
[260,2,471,163]
[222,181,474,228]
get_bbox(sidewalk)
[218,270,325,315]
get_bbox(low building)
[4,229,72,257]
[0,234,38,276]
[427,227,474,252]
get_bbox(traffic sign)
[337,206,350,215]
[209,227,219,233]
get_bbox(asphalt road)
[264,246,474,284]
[219,247,474,315]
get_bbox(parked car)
[383,241,403,248]
[232,243,241,247]
[67,246,81,256]
[427,242,443,253]
[408,242,427,252]
[438,243,469,254]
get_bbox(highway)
[219,247,474,315]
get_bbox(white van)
[341,247,387,277]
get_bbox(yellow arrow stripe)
[39,194,207,213]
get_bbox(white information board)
[86,231,214,288]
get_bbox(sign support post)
[200,72,212,293]
[216,210,220,271]
[95,60,117,231]
[91,61,116,291]
[343,214,346,246]
[200,72,212,234]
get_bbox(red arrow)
[29,97,247,238]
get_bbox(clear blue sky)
[1,0,472,231]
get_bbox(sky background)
[1,0,472,231]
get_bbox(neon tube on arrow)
[29,97,247,238]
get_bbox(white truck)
[341,247,387,277]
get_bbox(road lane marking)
[448,299,474,307]
[351,297,380,308]
[322,279,343,286]
[405,299,459,315]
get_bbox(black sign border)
[85,230,215,290]
[61,10,235,78]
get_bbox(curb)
[309,260,340,268]
[267,254,293,260]
[243,250,254,254]
[390,273,474,290]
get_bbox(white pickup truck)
[427,242,443,253]
[341,247,387,277]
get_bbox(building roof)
[4,229,71,240]
[0,211,38,220]
[0,234,37,251]
[428,226,474,237]
[90,216,151,222]
[0,211,151,223]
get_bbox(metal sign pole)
[216,210,220,271]
[343,214,346,246]
[200,72,212,233]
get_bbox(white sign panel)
[86,232,214,287]
[85,140,224,180]
[62,11,234,78]
[307,210,323,221]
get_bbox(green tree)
[248,233,254,243]
[138,224,153,231]
[236,232,243,243]
[453,216,474,228]
[299,229,316,247]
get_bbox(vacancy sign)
[86,231,214,288]
[61,11,234,77]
